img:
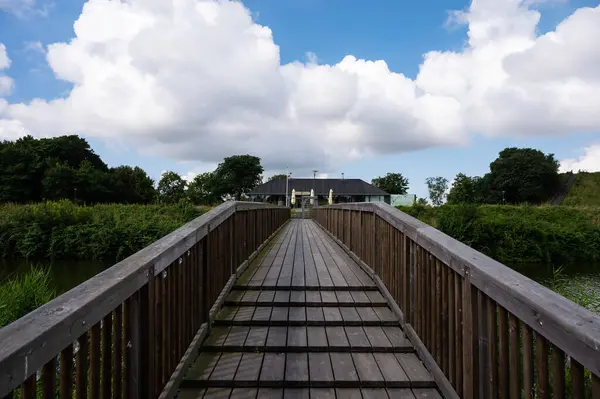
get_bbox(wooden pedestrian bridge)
[1,202,599,399]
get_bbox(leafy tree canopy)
[188,172,220,205]
[371,173,409,194]
[212,155,264,200]
[268,174,288,182]
[488,147,560,204]
[425,176,449,206]
[157,171,187,204]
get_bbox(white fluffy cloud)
[1,0,600,173]
[560,145,600,173]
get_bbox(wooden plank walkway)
[178,220,441,399]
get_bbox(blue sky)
[1,0,600,199]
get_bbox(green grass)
[0,266,55,328]
[562,171,600,207]
[0,200,205,262]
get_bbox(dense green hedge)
[398,204,600,265]
[0,200,205,262]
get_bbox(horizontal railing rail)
[314,203,600,399]
[0,201,289,399]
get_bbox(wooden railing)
[314,203,600,399]
[0,202,289,399]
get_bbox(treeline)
[400,204,600,266]
[0,200,204,261]
[0,135,265,205]
[446,147,561,205]
[0,135,155,204]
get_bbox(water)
[0,259,112,295]
[513,262,600,314]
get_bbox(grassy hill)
[562,172,600,206]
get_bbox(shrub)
[0,200,205,262]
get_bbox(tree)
[74,161,112,204]
[212,155,264,200]
[425,176,449,206]
[187,172,220,205]
[371,173,409,194]
[110,166,156,204]
[268,174,288,182]
[42,162,76,201]
[157,171,187,203]
[488,147,560,204]
[446,173,477,204]
[416,197,428,206]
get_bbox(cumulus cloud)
[560,145,600,173]
[0,44,14,96]
[1,0,600,174]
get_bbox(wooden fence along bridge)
[1,203,600,399]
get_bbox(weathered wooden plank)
[266,327,288,349]
[336,291,354,304]
[340,307,361,323]
[326,327,349,349]
[230,388,258,399]
[260,353,286,383]
[330,353,359,384]
[270,307,289,323]
[284,388,310,399]
[306,307,325,323]
[210,353,242,381]
[244,327,269,347]
[357,308,380,323]
[310,388,335,398]
[395,354,434,387]
[363,327,392,348]
[335,388,364,399]
[257,388,283,399]
[224,327,249,347]
[386,389,417,399]
[285,353,309,387]
[373,353,409,387]
[306,327,328,350]
[252,307,272,322]
[287,327,307,347]
[185,352,221,381]
[234,353,263,383]
[345,327,371,349]
[382,327,409,348]
[352,353,384,387]
[288,307,306,322]
[373,307,398,322]
[204,388,232,398]
[309,353,334,386]
[361,388,389,399]
[323,307,343,323]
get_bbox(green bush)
[0,267,55,328]
[397,204,600,265]
[0,200,205,262]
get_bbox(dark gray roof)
[249,178,389,196]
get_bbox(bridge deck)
[178,220,441,399]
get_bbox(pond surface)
[512,262,600,314]
[0,259,113,295]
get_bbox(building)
[248,178,390,206]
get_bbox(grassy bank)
[398,204,600,266]
[0,200,205,262]
[562,171,600,207]
[0,267,55,328]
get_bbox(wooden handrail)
[314,203,600,398]
[0,202,289,398]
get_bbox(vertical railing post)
[375,212,380,276]
[409,240,415,324]
[139,266,155,398]
[126,292,140,398]
[462,269,474,399]
[202,225,210,324]
[230,217,235,275]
